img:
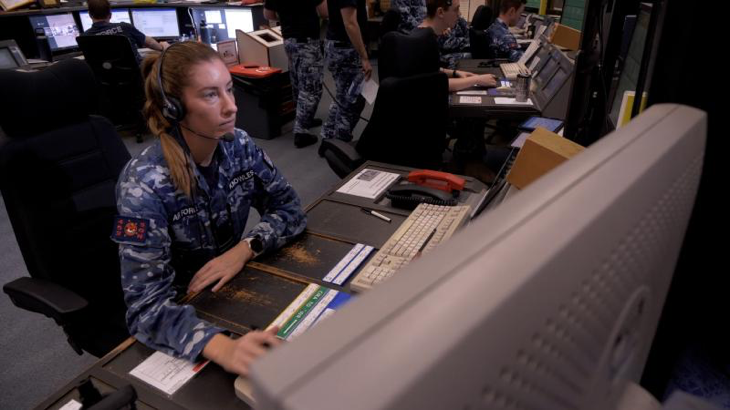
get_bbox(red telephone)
[407,170,465,193]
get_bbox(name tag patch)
[228,170,255,191]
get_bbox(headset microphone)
[180,124,235,142]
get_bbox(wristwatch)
[244,236,264,257]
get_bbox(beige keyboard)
[350,203,471,292]
[500,62,530,80]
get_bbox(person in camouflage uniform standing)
[321,0,371,143]
[392,0,426,33]
[112,42,305,376]
[438,16,471,68]
[486,0,526,62]
[264,0,327,148]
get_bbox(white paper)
[129,351,208,395]
[335,169,399,199]
[59,400,82,410]
[495,97,533,106]
[360,78,379,105]
[459,96,482,104]
[456,90,488,95]
[511,132,531,148]
[204,10,223,24]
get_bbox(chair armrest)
[320,139,364,178]
[3,277,88,325]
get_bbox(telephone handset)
[385,170,463,210]
[406,170,465,193]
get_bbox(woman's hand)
[474,74,498,88]
[204,328,283,377]
[188,240,254,294]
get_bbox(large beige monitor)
[251,104,706,410]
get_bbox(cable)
[321,80,370,123]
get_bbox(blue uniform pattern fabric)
[438,17,472,69]
[486,18,524,62]
[284,39,324,135]
[321,41,366,142]
[114,128,306,362]
[81,21,146,64]
[392,0,426,33]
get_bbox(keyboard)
[500,62,530,80]
[350,203,472,292]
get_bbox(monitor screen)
[190,8,254,44]
[29,13,80,51]
[542,66,568,101]
[536,54,559,85]
[0,48,18,69]
[131,8,180,38]
[79,9,131,32]
[609,5,651,127]
[250,104,707,410]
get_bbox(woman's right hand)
[204,328,282,377]
[475,74,498,88]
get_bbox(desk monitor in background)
[250,104,706,410]
[131,8,180,39]
[190,7,254,44]
[78,8,131,32]
[609,4,653,128]
[0,40,29,70]
[28,13,80,51]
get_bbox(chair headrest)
[0,59,98,138]
[471,5,494,30]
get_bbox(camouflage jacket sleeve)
[115,167,224,362]
[240,135,307,253]
[488,22,525,62]
[438,17,470,53]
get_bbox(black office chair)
[471,5,494,31]
[320,31,449,178]
[378,29,440,82]
[77,35,147,143]
[380,8,401,39]
[0,59,131,357]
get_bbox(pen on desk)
[360,207,391,223]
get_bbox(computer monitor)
[190,7,254,44]
[130,8,180,39]
[609,4,652,128]
[28,13,80,51]
[561,0,587,31]
[78,8,131,32]
[0,40,29,70]
[250,104,706,410]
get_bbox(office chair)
[76,35,147,143]
[380,8,401,38]
[378,29,440,82]
[471,5,494,31]
[321,31,449,178]
[0,59,131,357]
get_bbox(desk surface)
[34,161,488,410]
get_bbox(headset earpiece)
[157,44,185,123]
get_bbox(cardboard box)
[507,127,585,189]
[550,23,582,50]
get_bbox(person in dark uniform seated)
[263,0,327,148]
[485,0,526,62]
[82,0,168,65]
[113,42,307,376]
[415,0,497,91]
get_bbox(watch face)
[250,238,263,253]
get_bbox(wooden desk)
[33,161,487,410]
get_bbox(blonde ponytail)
[140,42,221,198]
